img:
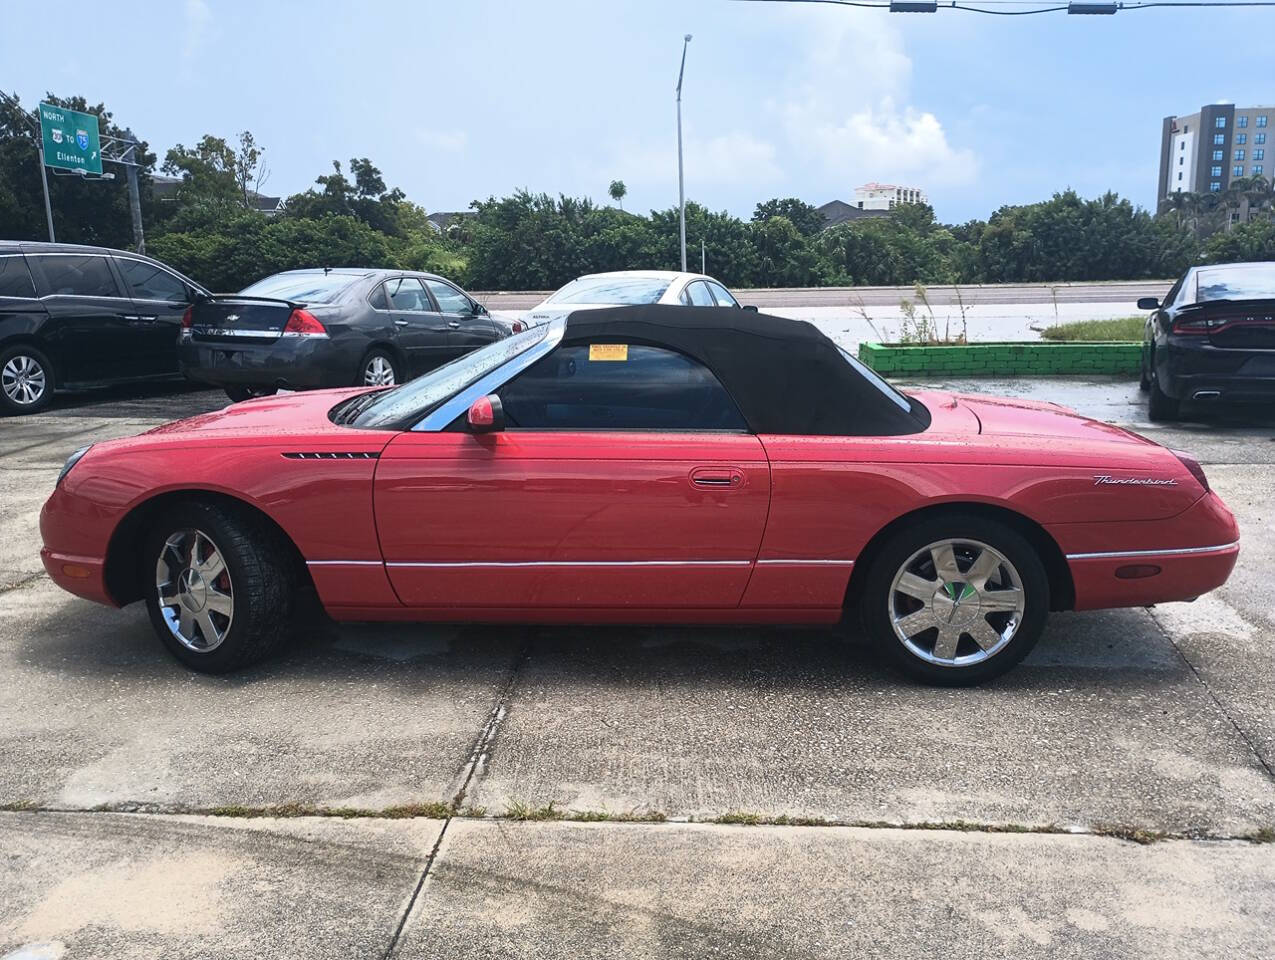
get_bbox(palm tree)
[1220,184,1245,232]
[1159,190,1191,232]
[1237,175,1272,222]
[608,179,627,211]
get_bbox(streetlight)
[676,33,692,272]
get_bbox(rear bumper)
[1159,338,1275,402]
[178,336,358,391]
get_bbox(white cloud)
[772,9,978,189]
[417,129,468,153]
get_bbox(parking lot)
[2,376,1274,959]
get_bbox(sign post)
[35,136,56,243]
[38,102,102,175]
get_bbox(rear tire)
[359,349,401,388]
[0,344,54,415]
[860,514,1049,686]
[1148,376,1180,422]
[224,385,277,403]
[144,500,298,673]
[1138,349,1151,392]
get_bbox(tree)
[752,197,826,237]
[1202,216,1275,263]
[608,179,626,210]
[285,157,417,237]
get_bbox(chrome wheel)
[155,529,234,653]
[363,355,397,386]
[2,354,47,406]
[888,538,1026,668]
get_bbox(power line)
[733,0,1275,14]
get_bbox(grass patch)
[1040,316,1144,341]
[1093,824,1169,845]
[1248,826,1275,844]
[0,800,39,812]
[203,801,454,820]
[504,800,666,823]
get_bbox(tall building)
[853,182,928,211]
[1158,104,1273,204]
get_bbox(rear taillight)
[282,308,328,337]
[1172,449,1210,492]
[179,306,193,339]
[1172,316,1214,335]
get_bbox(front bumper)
[1159,338,1275,402]
[178,336,356,391]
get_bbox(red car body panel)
[40,386,1239,624]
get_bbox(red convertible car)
[41,306,1239,684]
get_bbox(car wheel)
[1147,369,1179,422]
[360,349,400,387]
[1138,349,1151,392]
[861,515,1049,686]
[224,385,277,403]
[0,344,54,415]
[144,500,298,673]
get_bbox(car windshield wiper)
[335,390,386,425]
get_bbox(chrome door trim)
[385,559,752,568]
[755,559,855,567]
[1065,541,1239,560]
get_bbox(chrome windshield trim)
[412,316,566,431]
[386,560,751,568]
[1065,541,1240,561]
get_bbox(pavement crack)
[379,629,534,959]
[0,572,45,595]
[1147,607,1275,782]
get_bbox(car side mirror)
[742,304,759,313]
[467,394,505,433]
[471,302,487,316]
[1137,297,1161,311]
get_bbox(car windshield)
[346,323,551,428]
[238,272,365,304]
[837,346,914,413]
[1194,264,1275,304]
[546,276,672,305]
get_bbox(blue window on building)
[1258,116,1269,128]
[1210,182,1222,192]
[1211,165,1223,177]
[1215,116,1227,129]
[1234,165,1245,178]
[1256,149,1265,161]
[1236,149,1246,161]
[1214,134,1226,145]
[1257,133,1267,145]
[1238,116,1249,128]
[1255,165,1265,176]
[1237,134,1247,145]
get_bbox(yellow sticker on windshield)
[589,343,628,361]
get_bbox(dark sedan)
[1139,261,1275,420]
[179,268,516,401]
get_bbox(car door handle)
[690,467,745,489]
[121,314,158,322]
[394,319,408,326]
[447,320,461,329]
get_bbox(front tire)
[224,385,277,403]
[144,501,298,673]
[860,515,1049,686]
[0,344,54,415]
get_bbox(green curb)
[857,341,1142,378]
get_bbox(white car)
[523,270,750,327]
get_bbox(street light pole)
[676,33,692,273]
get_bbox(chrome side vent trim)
[281,451,380,460]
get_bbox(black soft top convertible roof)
[563,305,930,436]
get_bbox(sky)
[2,0,1273,224]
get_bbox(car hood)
[98,387,394,452]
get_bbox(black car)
[179,268,514,401]
[1138,260,1275,421]
[0,241,208,415]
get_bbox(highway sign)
[39,102,102,175]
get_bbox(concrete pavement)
[2,374,1273,958]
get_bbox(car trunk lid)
[953,393,1158,446]
[188,296,303,344]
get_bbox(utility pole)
[676,34,692,272]
[701,239,705,274]
[121,128,145,252]
[36,136,55,243]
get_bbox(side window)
[0,256,37,298]
[385,277,430,311]
[368,283,389,310]
[498,343,747,431]
[705,280,739,308]
[1163,274,1185,308]
[685,281,715,307]
[117,258,188,301]
[423,278,471,315]
[31,254,121,298]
